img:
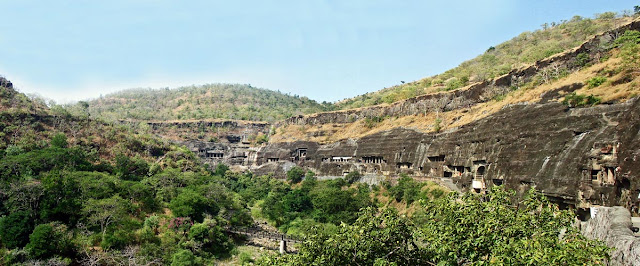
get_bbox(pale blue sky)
[0,0,636,103]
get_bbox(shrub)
[171,249,198,266]
[50,133,68,148]
[345,171,362,184]
[0,211,33,249]
[575,52,590,67]
[286,166,305,184]
[238,251,255,265]
[170,189,218,222]
[255,134,269,144]
[562,92,601,107]
[364,116,385,129]
[586,76,607,88]
[214,163,229,176]
[433,118,442,133]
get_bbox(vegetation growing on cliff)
[335,13,635,109]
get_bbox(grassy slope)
[271,42,640,144]
[335,13,633,110]
[79,83,332,123]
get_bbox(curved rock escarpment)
[255,99,640,210]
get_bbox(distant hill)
[79,84,332,122]
[336,12,634,109]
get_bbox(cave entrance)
[476,166,486,177]
[591,170,600,181]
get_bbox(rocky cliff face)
[581,206,640,265]
[255,99,640,210]
[174,20,640,211]
[128,119,271,168]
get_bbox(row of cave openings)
[198,149,248,160]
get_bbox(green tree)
[344,171,362,184]
[387,175,423,205]
[39,172,82,224]
[83,195,130,240]
[50,133,68,148]
[114,154,149,181]
[415,187,609,264]
[170,188,218,222]
[0,211,33,249]
[214,163,229,176]
[259,208,428,265]
[171,249,198,266]
[286,166,305,184]
[25,223,72,259]
[187,219,232,257]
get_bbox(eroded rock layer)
[255,99,640,210]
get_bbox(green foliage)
[171,249,199,266]
[562,92,601,107]
[83,195,131,238]
[255,134,269,144]
[364,116,385,128]
[187,219,233,256]
[0,88,255,264]
[0,211,33,249]
[336,15,628,109]
[170,188,219,222]
[237,251,255,265]
[576,52,591,67]
[387,175,423,205]
[263,188,610,265]
[344,170,362,184]
[614,30,640,74]
[26,223,73,259]
[286,166,305,184]
[259,208,428,265]
[214,163,229,176]
[78,84,333,122]
[586,76,607,88]
[114,154,149,181]
[433,117,442,133]
[613,30,640,48]
[50,133,68,148]
[4,145,23,156]
[39,172,83,224]
[0,146,92,181]
[415,187,609,264]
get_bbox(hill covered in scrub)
[335,12,634,110]
[77,83,332,122]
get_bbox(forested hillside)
[336,12,634,109]
[0,82,258,264]
[77,84,332,122]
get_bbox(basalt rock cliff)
[174,19,640,213]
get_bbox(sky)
[0,0,637,103]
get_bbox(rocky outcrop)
[256,99,640,210]
[0,76,13,89]
[581,206,640,266]
[278,19,640,127]
[125,119,271,167]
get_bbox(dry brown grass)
[271,56,640,144]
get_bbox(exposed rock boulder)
[581,206,640,266]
